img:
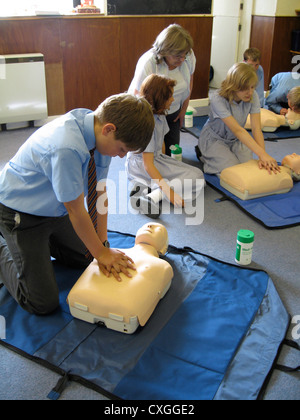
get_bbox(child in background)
[198,63,279,176]
[265,72,300,115]
[126,74,204,218]
[243,47,265,108]
[287,86,300,114]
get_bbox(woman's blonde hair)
[288,87,300,112]
[152,24,194,65]
[219,62,258,103]
[95,93,155,153]
[140,74,176,115]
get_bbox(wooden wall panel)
[250,16,300,90]
[272,17,300,79]
[120,16,213,99]
[250,16,275,90]
[60,18,121,111]
[0,16,213,116]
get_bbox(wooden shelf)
[290,50,300,55]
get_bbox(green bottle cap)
[237,230,255,244]
[170,144,182,154]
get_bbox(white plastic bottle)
[235,230,255,266]
[170,144,182,162]
[185,110,194,128]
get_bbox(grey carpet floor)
[0,125,299,400]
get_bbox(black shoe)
[138,196,161,219]
[129,183,151,198]
[195,145,202,161]
[130,183,151,211]
[0,235,6,289]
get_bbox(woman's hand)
[97,248,136,282]
[258,152,281,174]
[174,108,186,128]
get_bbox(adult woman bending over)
[129,24,196,156]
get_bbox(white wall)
[210,0,255,88]
[253,0,299,16]
[253,0,277,16]
[276,0,299,17]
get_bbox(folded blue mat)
[205,174,300,229]
[184,116,300,141]
[0,231,290,400]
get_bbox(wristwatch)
[103,240,110,248]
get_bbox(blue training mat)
[0,231,290,400]
[205,173,300,229]
[184,116,300,141]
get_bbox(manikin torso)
[245,108,300,132]
[220,154,300,200]
[68,224,174,327]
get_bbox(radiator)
[0,53,48,125]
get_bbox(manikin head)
[282,153,300,176]
[285,108,300,131]
[135,223,169,256]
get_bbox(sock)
[146,189,163,204]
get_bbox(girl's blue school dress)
[126,114,204,202]
[198,91,261,175]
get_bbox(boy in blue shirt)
[265,72,300,115]
[0,94,154,315]
[244,48,265,108]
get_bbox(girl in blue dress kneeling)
[198,63,279,176]
[126,74,204,218]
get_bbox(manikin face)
[135,223,169,255]
[282,153,300,175]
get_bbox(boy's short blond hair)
[288,87,300,112]
[95,93,155,153]
[244,48,261,63]
[219,63,258,103]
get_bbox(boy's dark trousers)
[0,203,89,315]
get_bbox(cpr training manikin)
[220,154,300,201]
[67,223,174,334]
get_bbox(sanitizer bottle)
[235,230,255,266]
[185,110,194,128]
[170,144,182,161]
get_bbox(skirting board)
[190,98,210,109]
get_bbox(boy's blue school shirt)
[265,72,300,114]
[256,65,265,108]
[0,109,111,217]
